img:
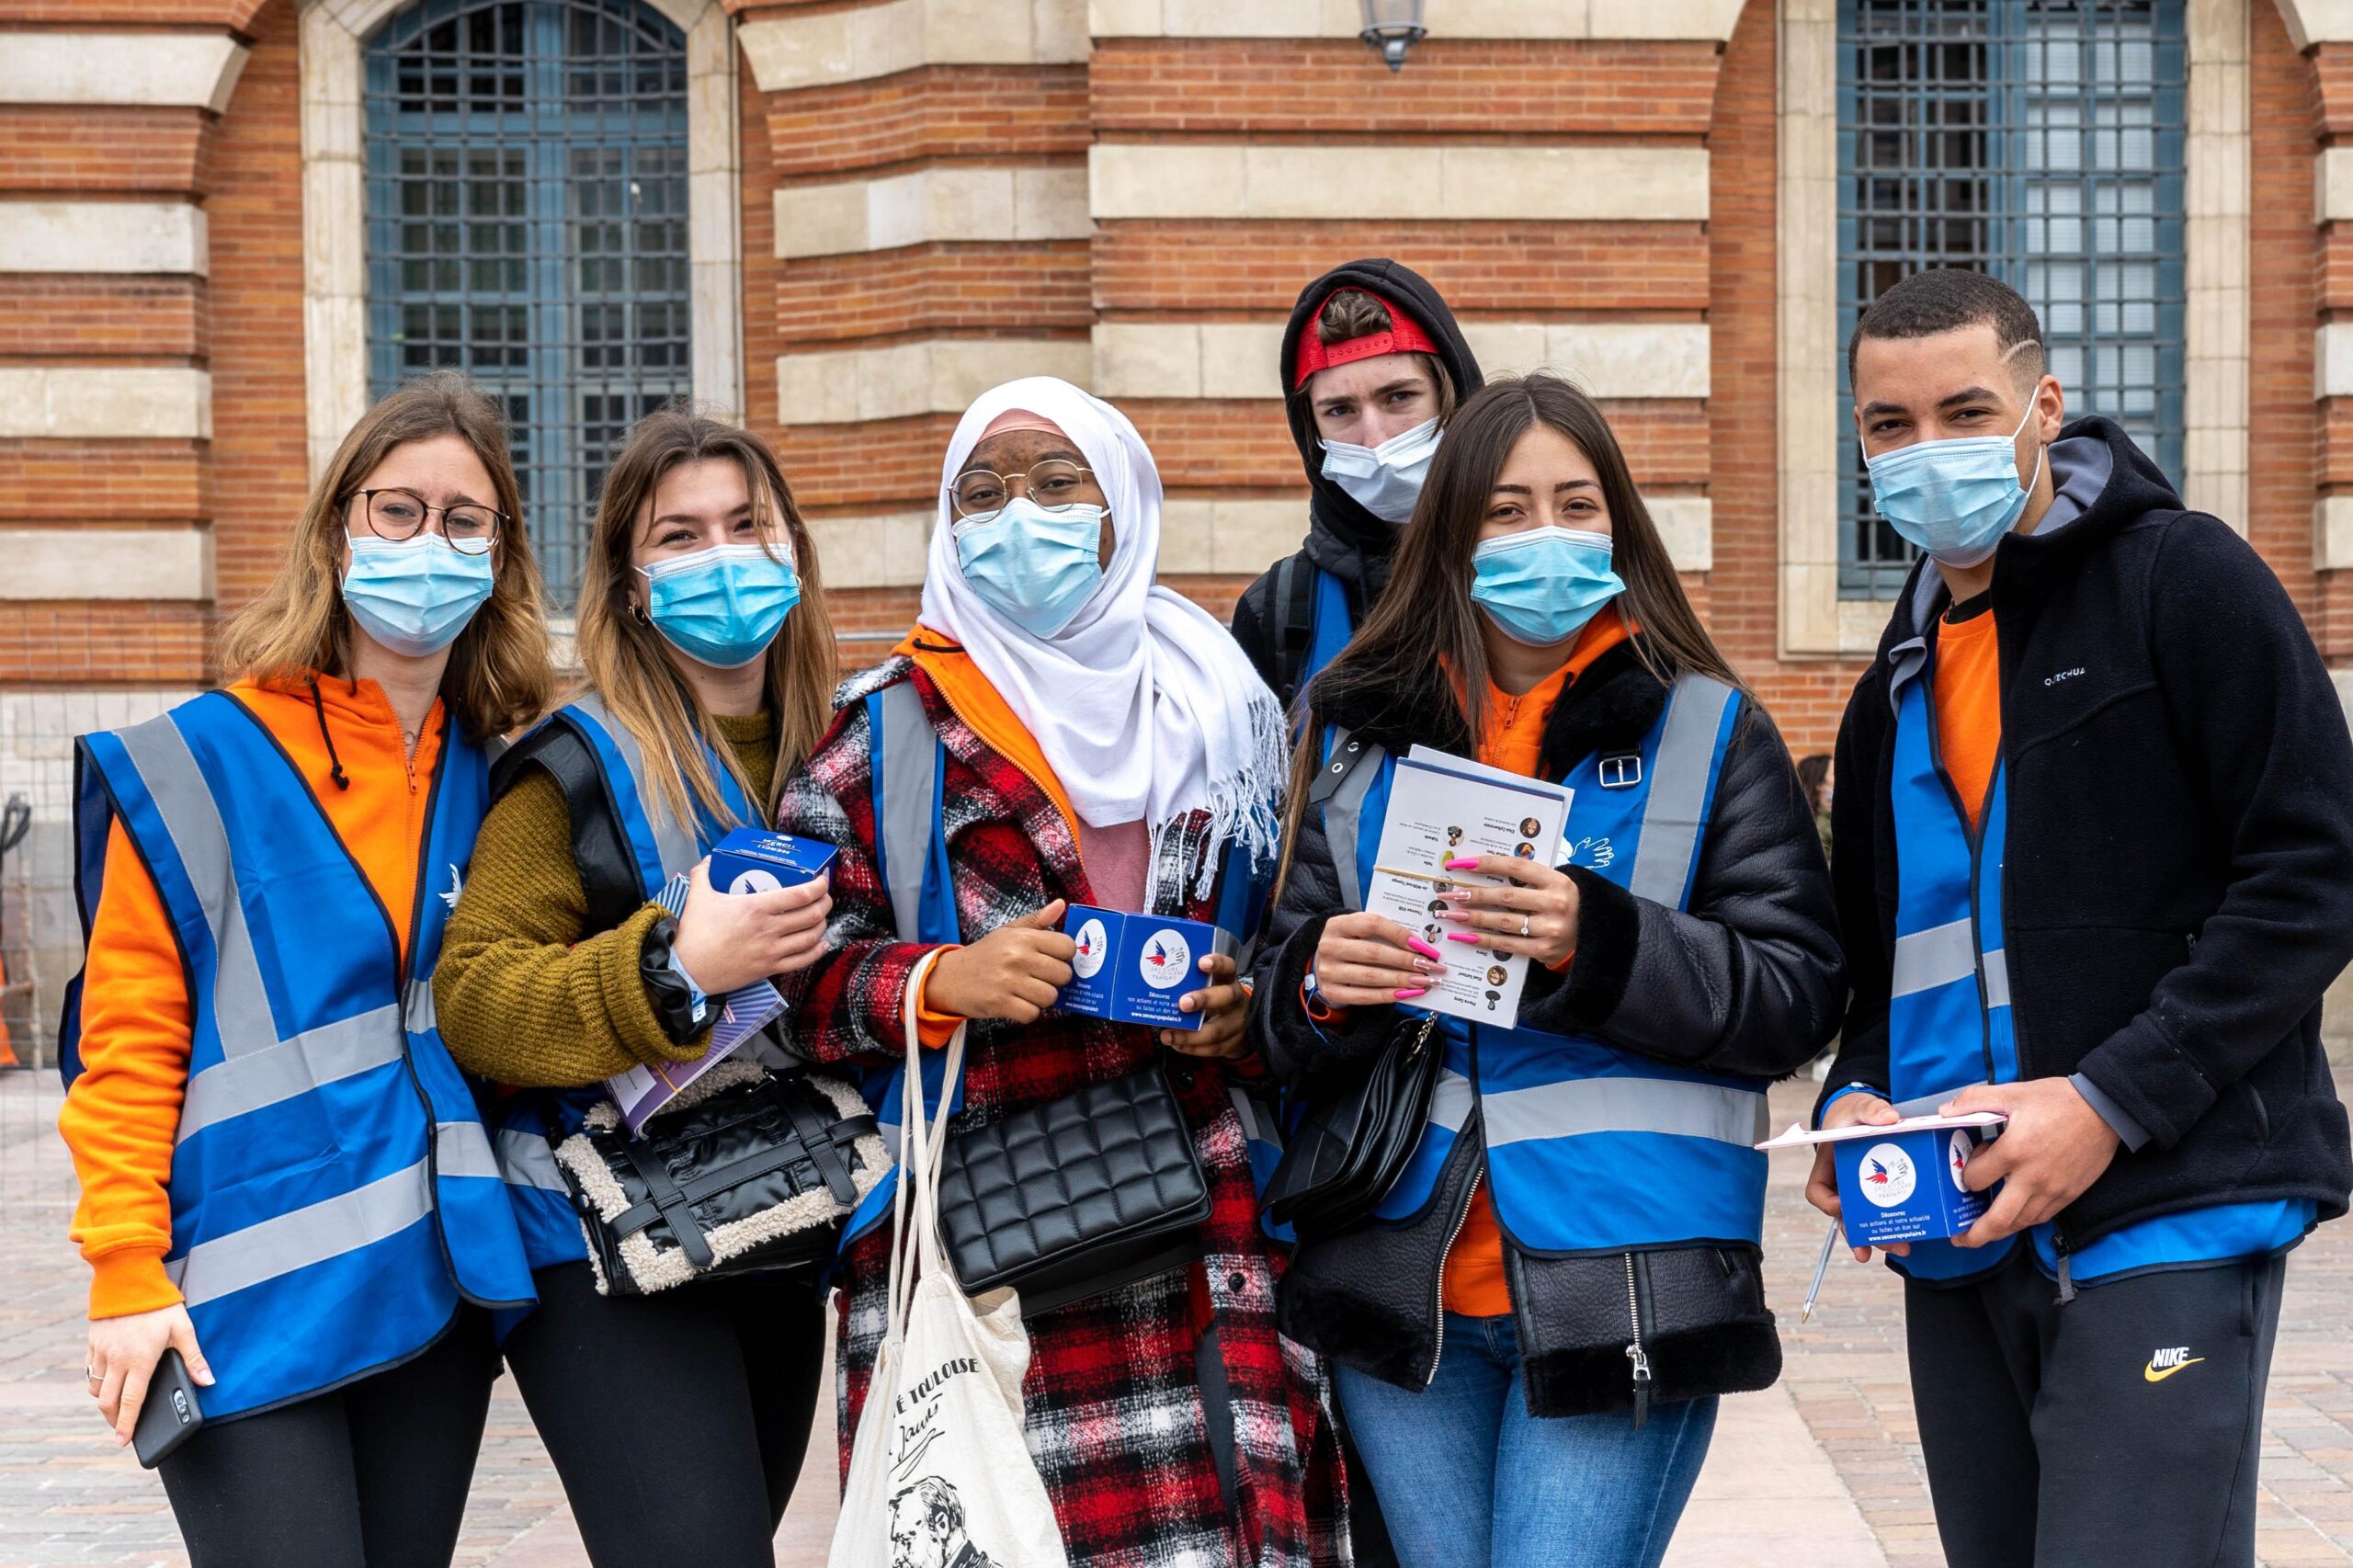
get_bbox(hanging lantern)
[1359,0,1427,72]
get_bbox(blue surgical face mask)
[953,497,1105,640]
[1321,416,1442,525]
[1864,403,2046,568]
[342,534,495,658]
[637,543,801,669]
[1471,526,1626,648]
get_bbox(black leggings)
[500,1261,827,1568]
[158,1308,497,1568]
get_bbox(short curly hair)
[1847,267,2046,389]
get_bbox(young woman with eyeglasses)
[768,377,1348,1566]
[431,409,840,1568]
[56,371,554,1568]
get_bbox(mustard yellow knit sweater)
[434,710,776,1087]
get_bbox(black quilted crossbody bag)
[931,1057,1211,1315]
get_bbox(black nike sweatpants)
[1904,1244,2286,1568]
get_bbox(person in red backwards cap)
[1230,261,1484,711]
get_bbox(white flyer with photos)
[1361,745,1574,1028]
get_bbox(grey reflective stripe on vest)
[1318,729,1384,915]
[1892,922,2011,1011]
[876,681,938,942]
[1627,675,1737,906]
[1892,916,1975,998]
[165,1157,435,1308]
[404,976,436,1035]
[496,1129,568,1193]
[1981,948,2010,1009]
[568,693,698,882]
[178,1007,405,1142]
[1430,1070,1474,1134]
[115,715,277,1060]
[434,1119,503,1182]
[1481,1074,1769,1150]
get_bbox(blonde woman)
[434,409,838,1568]
[56,371,553,1568]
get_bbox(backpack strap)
[1269,554,1316,706]
[495,718,644,937]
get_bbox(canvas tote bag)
[829,950,1069,1568]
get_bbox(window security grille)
[365,0,691,607]
[1836,0,2186,597]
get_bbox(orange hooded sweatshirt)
[59,676,448,1320]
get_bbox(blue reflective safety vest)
[1881,632,2311,1287]
[57,692,535,1419]
[1313,675,1773,1253]
[483,695,757,1270]
[847,677,1277,1246]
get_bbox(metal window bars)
[364,0,691,608]
[1836,0,2188,597]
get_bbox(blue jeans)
[1336,1312,1717,1568]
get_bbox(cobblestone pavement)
[5,1069,2350,1566]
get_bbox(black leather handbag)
[1260,1011,1443,1234]
[933,1059,1212,1315]
[553,1062,888,1297]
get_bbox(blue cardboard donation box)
[708,827,836,895]
[1054,904,1234,1031]
[1832,1123,1995,1249]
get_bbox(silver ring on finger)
[1520,914,1531,937]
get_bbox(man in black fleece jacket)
[1813,268,2353,1567]
[1229,259,1483,708]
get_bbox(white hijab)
[920,377,1287,892]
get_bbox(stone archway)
[296,0,743,476]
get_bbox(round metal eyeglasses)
[948,460,1096,525]
[350,488,504,556]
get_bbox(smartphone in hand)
[131,1348,205,1469]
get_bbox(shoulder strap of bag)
[889,950,966,1331]
[496,718,645,937]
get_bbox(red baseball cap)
[1290,288,1440,391]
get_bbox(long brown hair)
[216,370,553,738]
[1278,372,1744,860]
[573,409,837,831]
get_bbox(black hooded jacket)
[1229,259,1483,705]
[1822,417,2353,1251]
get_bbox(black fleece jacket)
[1229,259,1483,706]
[1822,416,2353,1249]
[1252,645,1845,1412]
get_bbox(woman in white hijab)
[774,378,1346,1568]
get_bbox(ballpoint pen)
[1801,1218,1841,1324]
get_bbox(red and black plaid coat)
[775,653,1349,1568]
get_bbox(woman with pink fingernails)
[1245,374,1844,1568]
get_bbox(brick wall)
[203,0,306,628]
[1707,0,1866,756]
[4,0,2341,733]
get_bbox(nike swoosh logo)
[2144,1358,2205,1382]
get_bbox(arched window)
[365,0,690,604]
[1837,0,2187,596]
